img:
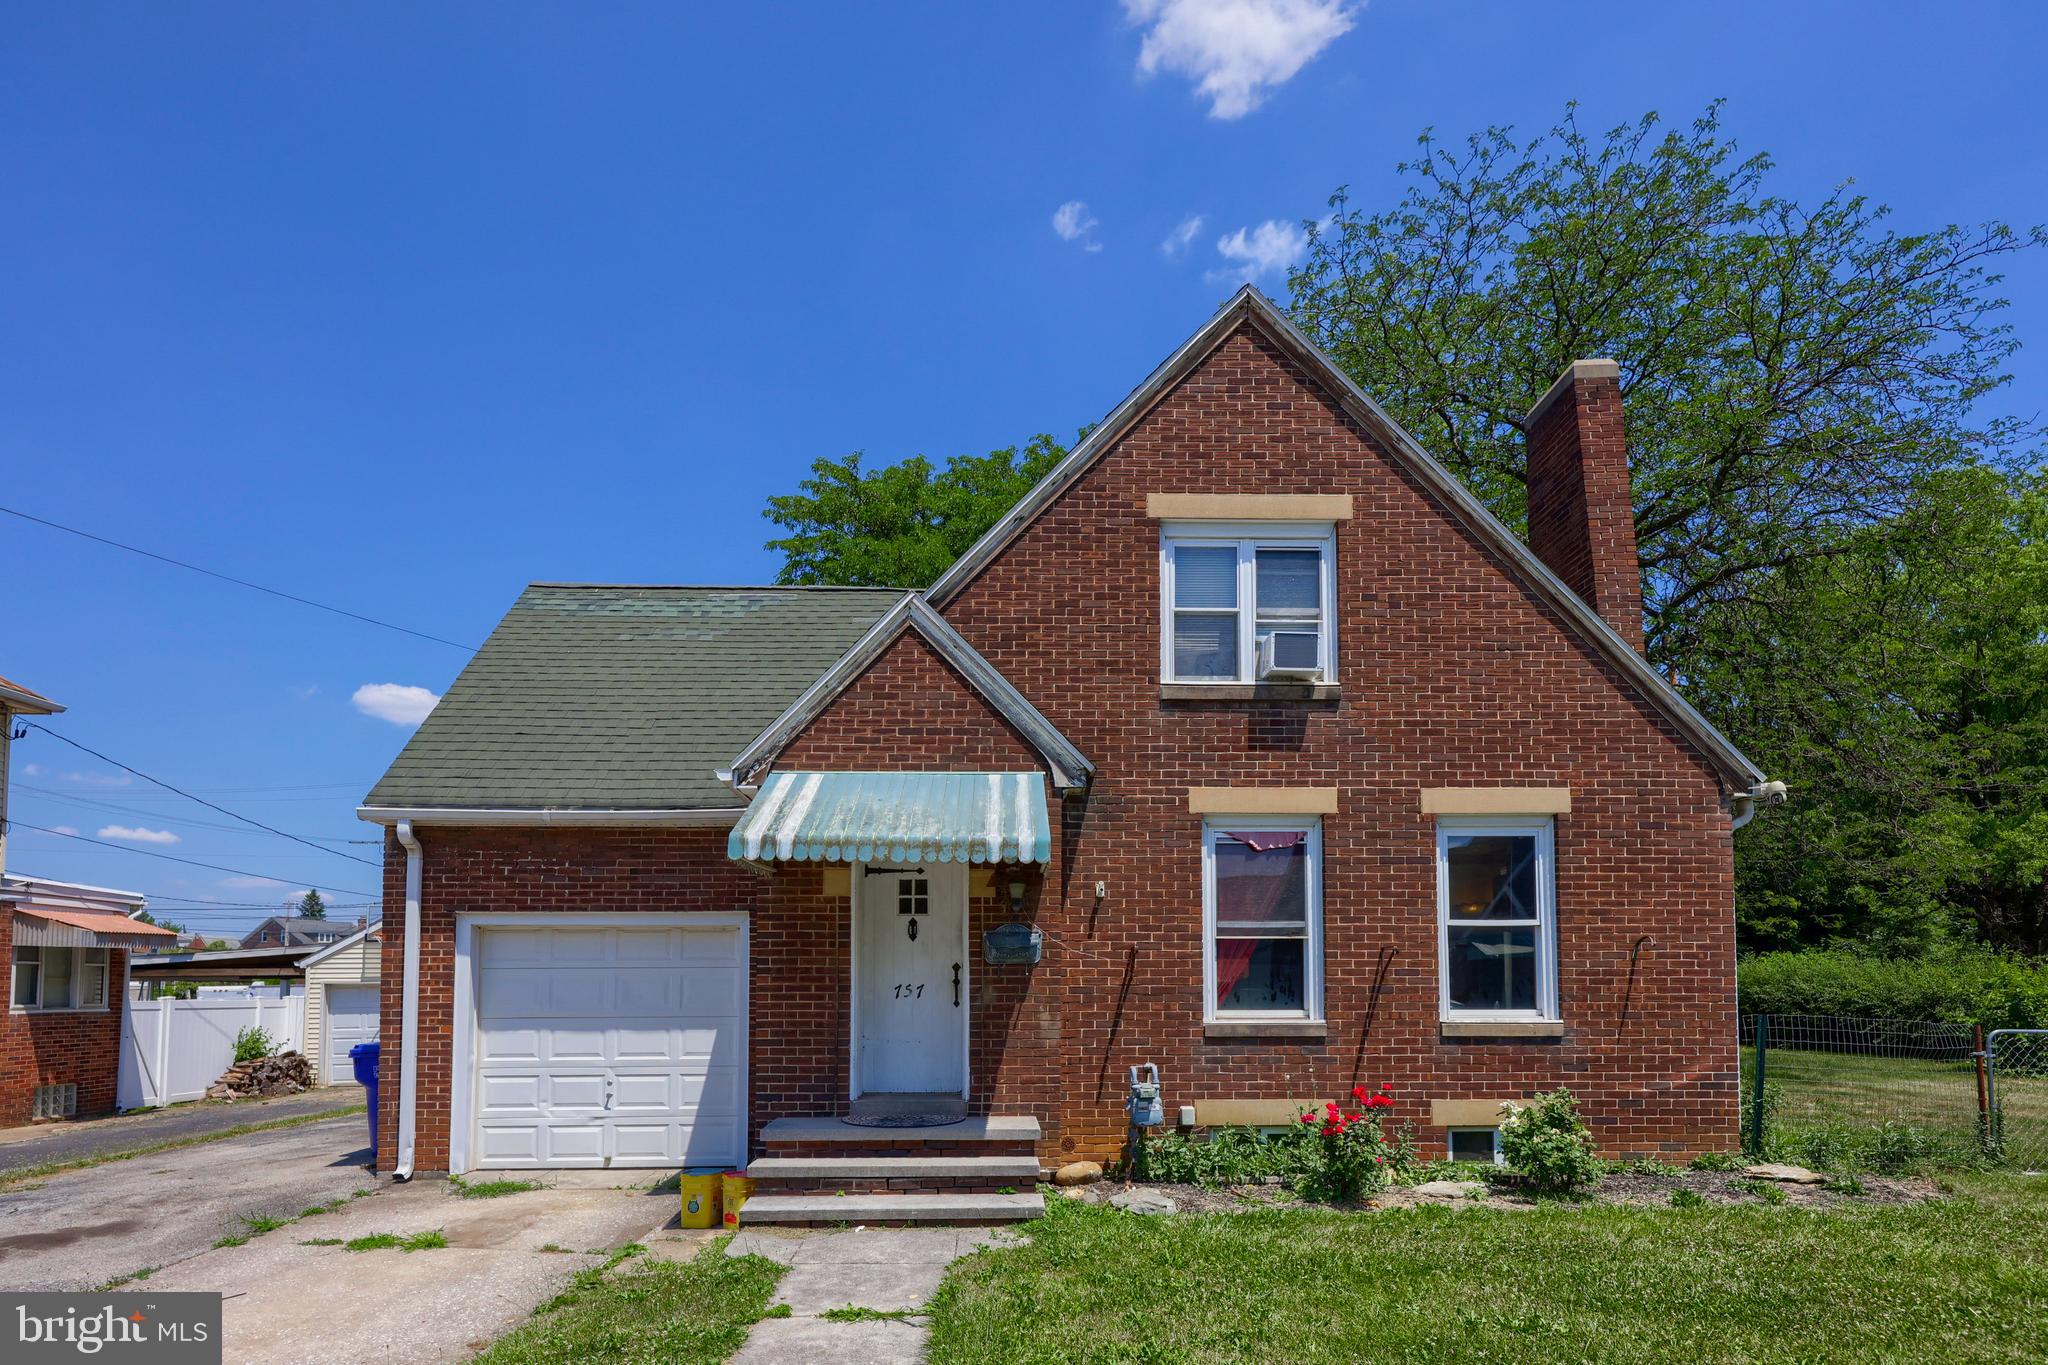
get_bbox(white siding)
[304,933,380,1087]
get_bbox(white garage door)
[325,984,381,1084]
[473,922,745,1170]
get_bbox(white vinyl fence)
[119,993,305,1110]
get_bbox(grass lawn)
[1741,1046,2048,1165]
[926,1173,2048,1363]
[475,1239,787,1365]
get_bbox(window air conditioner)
[1257,630,1321,681]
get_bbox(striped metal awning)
[10,906,181,951]
[728,771,1051,864]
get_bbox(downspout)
[1730,780,1788,833]
[393,820,423,1181]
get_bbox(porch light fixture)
[1007,878,1028,915]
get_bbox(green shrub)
[1498,1089,1601,1194]
[231,1026,274,1064]
[1293,1087,1401,1204]
[1738,948,2048,1031]
[1139,1125,1312,1186]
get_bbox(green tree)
[206,939,231,951]
[1287,102,2040,668]
[296,889,327,920]
[1693,469,2048,952]
[765,435,1071,586]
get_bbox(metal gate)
[1985,1029,2048,1170]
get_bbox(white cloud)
[1161,214,1206,260]
[22,763,42,777]
[1051,200,1104,252]
[51,824,79,837]
[292,684,320,700]
[1125,0,1356,120]
[353,682,441,726]
[64,770,132,787]
[99,824,180,845]
[1208,218,1310,282]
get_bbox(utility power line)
[6,821,376,898]
[0,503,477,651]
[16,783,377,843]
[23,725,378,867]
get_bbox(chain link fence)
[1739,1013,2010,1170]
[1986,1029,2048,1171]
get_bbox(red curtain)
[1225,829,1306,852]
[1214,937,1260,1008]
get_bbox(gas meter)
[1127,1063,1164,1128]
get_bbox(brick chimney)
[1523,358,1644,651]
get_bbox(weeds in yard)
[241,1212,293,1235]
[1669,1188,1707,1208]
[300,1238,344,1247]
[759,1304,792,1319]
[537,1243,572,1254]
[1688,1151,1744,1172]
[94,1267,158,1291]
[212,1232,248,1249]
[450,1175,544,1199]
[344,1229,448,1252]
[475,1238,787,1365]
[1727,1177,1789,1205]
[821,1305,917,1322]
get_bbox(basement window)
[11,946,110,1012]
[32,1083,78,1120]
[1448,1127,1503,1164]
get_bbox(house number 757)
[892,983,925,999]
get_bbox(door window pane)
[1214,837,1307,928]
[1174,613,1238,678]
[1214,938,1305,1013]
[1446,926,1538,1012]
[1173,546,1238,608]
[1445,834,1538,920]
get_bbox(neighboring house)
[240,916,361,949]
[300,921,381,1085]
[2,673,179,1123]
[356,288,1779,1217]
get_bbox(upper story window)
[12,946,110,1012]
[1202,820,1323,1021]
[1436,817,1557,1021]
[1160,525,1334,684]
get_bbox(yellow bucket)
[721,1170,755,1227]
[679,1171,722,1229]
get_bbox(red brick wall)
[930,320,1738,1161]
[777,632,1044,773]
[0,910,126,1124]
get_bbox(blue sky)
[4,2,2045,937]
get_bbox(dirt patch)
[1066,1169,1941,1215]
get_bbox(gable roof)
[723,593,1094,793]
[926,286,1768,790]
[299,919,382,968]
[0,673,63,715]
[362,584,907,814]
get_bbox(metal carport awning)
[727,771,1051,864]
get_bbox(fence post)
[1975,1024,1989,1151]
[1749,1014,1769,1156]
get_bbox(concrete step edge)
[747,1156,1041,1180]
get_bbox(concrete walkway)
[726,1225,1021,1363]
[0,1088,366,1173]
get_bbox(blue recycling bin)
[350,1042,381,1161]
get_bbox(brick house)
[2,673,178,1124]
[358,288,1779,1221]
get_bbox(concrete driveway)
[0,1114,679,1364]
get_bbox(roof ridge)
[525,582,915,592]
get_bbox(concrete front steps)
[741,1115,1046,1226]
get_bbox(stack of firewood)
[207,1050,314,1100]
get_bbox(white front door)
[858,864,967,1095]
[471,922,745,1169]
[324,984,380,1084]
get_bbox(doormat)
[840,1113,966,1128]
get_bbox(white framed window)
[1201,819,1322,1021]
[1436,816,1557,1021]
[1448,1127,1503,1164]
[11,946,110,1012]
[1160,523,1335,684]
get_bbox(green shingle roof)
[363,584,907,811]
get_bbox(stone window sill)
[1161,684,1342,703]
[1205,1020,1328,1040]
[1440,1019,1564,1039]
